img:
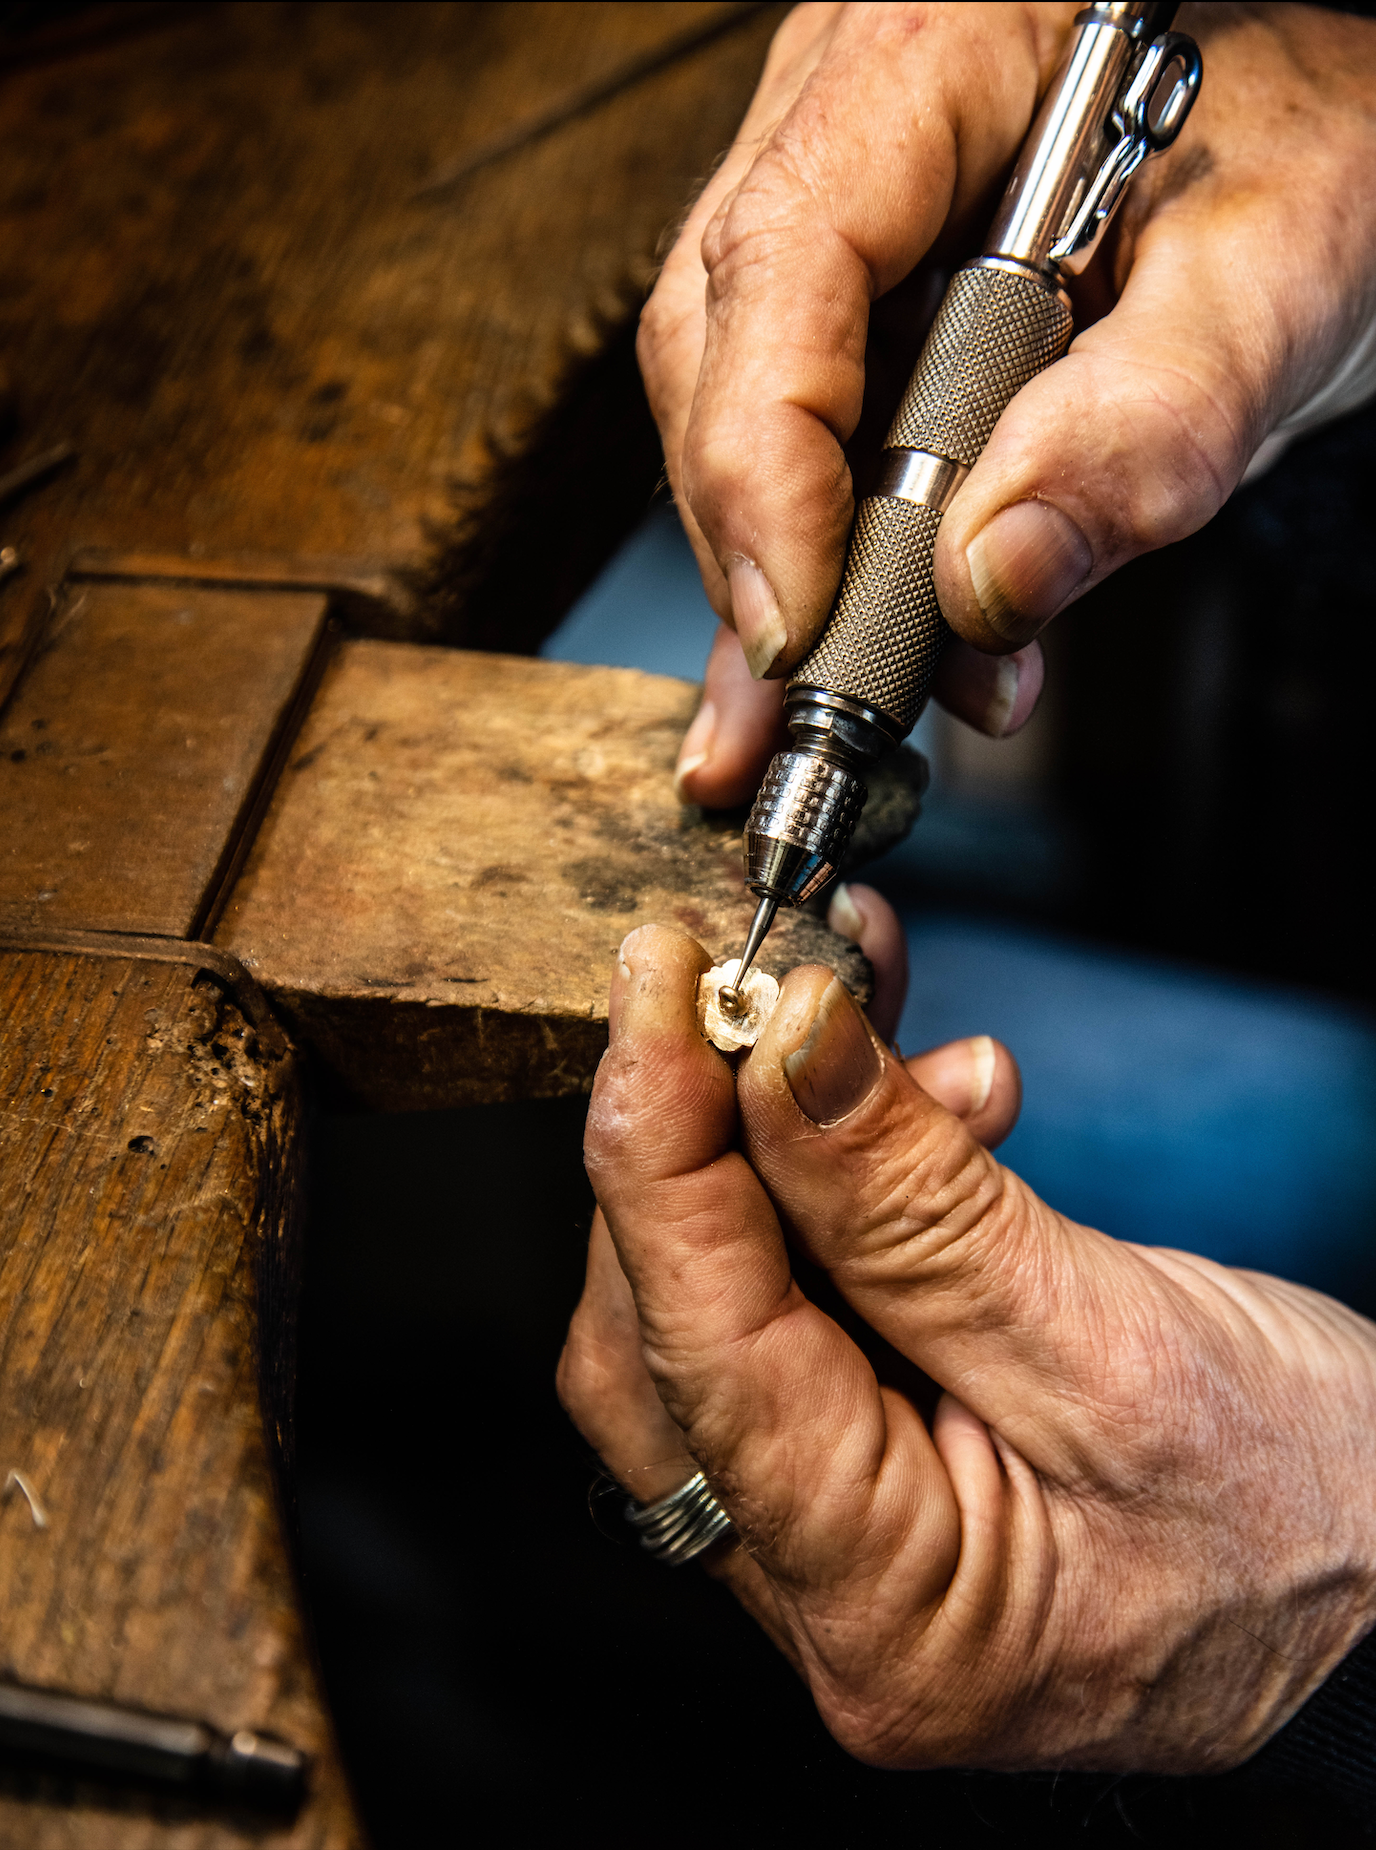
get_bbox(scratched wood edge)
[0,947,362,1842]
[0,940,366,1846]
[67,550,418,641]
[0,574,56,719]
[0,930,301,1487]
[0,931,283,1040]
[264,952,870,1116]
[192,611,339,943]
[266,985,612,1114]
[0,537,416,731]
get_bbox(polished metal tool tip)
[722,893,780,1008]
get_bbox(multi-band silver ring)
[625,1471,734,1567]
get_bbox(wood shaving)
[697,959,780,1053]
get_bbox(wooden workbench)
[0,6,897,1844]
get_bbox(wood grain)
[215,645,871,1110]
[0,0,782,695]
[0,582,327,939]
[0,7,801,1831]
[0,947,361,1846]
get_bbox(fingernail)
[967,1035,996,1114]
[980,657,1022,737]
[995,642,1045,737]
[784,977,883,1125]
[673,699,717,801]
[826,882,864,943]
[972,648,1042,739]
[727,560,787,679]
[966,501,1092,645]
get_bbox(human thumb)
[736,964,1170,1457]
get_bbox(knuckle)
[812,1685,921,1770]
[583,1037,715,1192]
[1102,379,1238,547]
[700,142,824,297]
[636,268,710,435]
[1036,351,1247,558]
[636,288,675,376]
[554,1313,627,1431]
[553,1334,590,1423]
[680,425,754,519]
[582,1057,641,1177]
[701,194,793,302]
[554,1344,598,1430]
[839,1103,1007,1281]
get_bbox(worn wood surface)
[0,946,361,1847]
[0,581,328,940]
[0,0,783,702]
[216,644,871,1110]
[0,4,812,1830]
[0,568,878,1108]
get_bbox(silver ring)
[625,1471,734,1566]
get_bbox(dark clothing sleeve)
[1245,1626,1376,1819]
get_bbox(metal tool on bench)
[0,1680,306,1812]
[720,1,1201,1008]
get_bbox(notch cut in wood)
[0,565,877,1112]
[0,579,328,941]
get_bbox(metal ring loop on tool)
[625,1471,735,1566]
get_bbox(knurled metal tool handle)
[734,1,1201,949]
[792,260,1074,735]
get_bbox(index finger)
[640,3,852,620]
[675,2,1077,675]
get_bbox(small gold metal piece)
[697,960,781,1053]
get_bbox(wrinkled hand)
[558,922,1376,1771]
[649,2,1376,806]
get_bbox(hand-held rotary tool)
[721,1,1202,1010]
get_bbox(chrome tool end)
[721,894,780,1010]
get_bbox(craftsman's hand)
[651,2,1376,805]
[559,924,1376,1771]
